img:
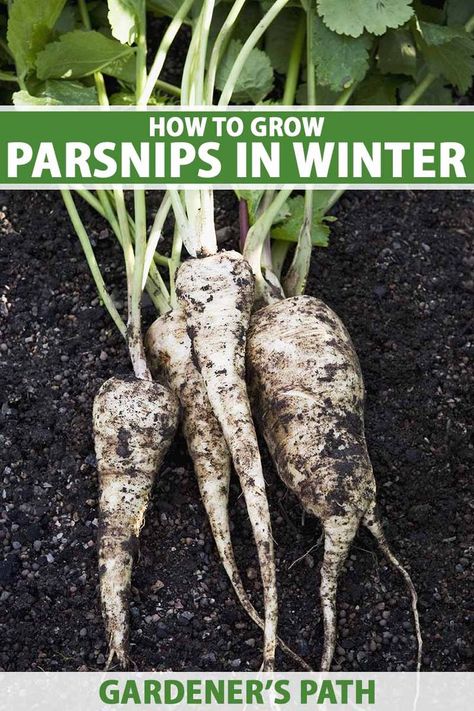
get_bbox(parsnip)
[175,251,278,670]
[93,376,179,668]
[247,295,422,671]
[146,309,312,671]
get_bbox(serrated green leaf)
[7,0,67,74]
[108,0,140,45]
[377,28,417,75]
[36,30,134,80]
[265,8,301,74]
[216,39,273,103]
[417,21,474,92]
[312,14,372,90]
[317,0,414,38]
[13,79,97,105]
[446,0,474,26]
[419,21,469,45]
[271,196,330,247]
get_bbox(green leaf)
[399,76,453,104]
[216,39,273,103]
[312,14,372,90]
[13,80,97,105]
[235,190,264,223]
[296,82,339,104]
[110,90,169,104]
[102,54,136,82]
[271,196,330,247]
[210,2,262,48]
[7,0,67,74]
[55,4,78,34]
[446,0,474,26]
[412,0,445,24]
[418,21,469,45]
[353,69,400,103]
[108,0,140,45]
[265,8,301,74]
[316,0,414,38]
[36,30,134,80]
[377,28,417,75]
[417,21,474,92]
[147,0,189,17]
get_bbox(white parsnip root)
[93,376,179,668]
[247,296,422,671]
[175,251,278,671]
[146,309,312,671]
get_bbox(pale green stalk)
[282,5,314,296]
[135,0,148,100]
[61,189,127,337]
[169,222,183,309]
[74,188,169,313]
[169,190,195,256]
[130,190,151,379]
[403,72,435,106]
[218,0,291,106]
[205,0,246,104]
[282,12,306,106]
[0,70,18,82]
[244,188,292,294]
[143,193,172,288]
[138,0,194,105]
[271,241,290,280]
[195,0,216,105]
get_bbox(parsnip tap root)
[247,295,422,671]
[175,251,278,671]
[93,376,179,668]
[146,310,312,671]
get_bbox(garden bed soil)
[0,188,472,672]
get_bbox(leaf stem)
[282,12,306,106]
[130,190,152,379]
[168,222,183,309]
[60,189,127,338]
[335,83,357,106]
[135,0,148,101]
[243,188,292,292]
[271,241,290,280]
[143,192,172,288]
[154,78,181,98]
[282,4,314,296]
[402,71,435,106]
[138,0,193,105]
[206,0,246,104]
[0,70,18,83]
[218,0,291,105]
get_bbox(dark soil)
[0,189,472,672]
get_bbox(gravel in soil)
[0,189,472,672]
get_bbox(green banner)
[0,107,472,187]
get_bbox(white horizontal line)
[0,184,472,190]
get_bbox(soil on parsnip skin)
[0,189,472,673]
